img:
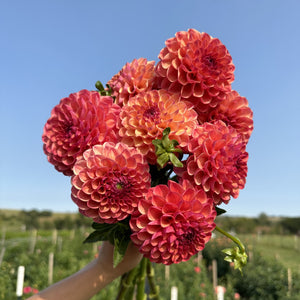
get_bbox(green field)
[239,233,300,273]
[1,210,300,299]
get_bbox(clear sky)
[1,0,299,217]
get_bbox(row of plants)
[202,237,300,300]
[1,229,300,299]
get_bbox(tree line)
[1,210,299,234]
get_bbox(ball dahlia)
[42,90,120,176]
[71,142,151,224]
[175,121,248,205]
[155,29,235,113]
[130,180,216,265]
[119,89,198,164]
[206,90,254,143]
[107,58,156,107]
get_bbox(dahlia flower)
[155,29,235,113]
[107,58,156,106]
[42,90,120,176]
[130,180,216,265]
[201,90,253,143]
[119,89,198,164]
[71,142,151,224]
[175,121,248,205]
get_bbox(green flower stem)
[146,259,161,300]
[215,225,246,252]
[136,257,147,300]
[116,266,138,300]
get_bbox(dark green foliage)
[280,217,300,234]
[202,237,232,278]
[1,225,300,300]
[1,209,299,235]
[84,219,132,267]
[216,216,258,234]
[153,256,214,299]
[231,252,300,300]
[54,215,74,230]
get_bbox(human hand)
[95,241,142,278]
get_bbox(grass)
[240,233,300,273]
[2,209,299,274]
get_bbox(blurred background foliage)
[0,209,299,299]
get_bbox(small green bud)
[152,127,183,168]
[222,246,248,274]
[95,81,105,92]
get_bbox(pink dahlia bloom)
[175,121,248,205]
[155,29,235,113]
[130,180,216,265]
[71,142,150,224]
[202,90,253,143]
[119,89,198,164]
[23,287,33,294]
[42,90,120,176]
[107,58,156,106]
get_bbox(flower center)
[202,55,217,70]
[62,122,76,138]
[178,228,196,246]
[109,175,131,197]
[116,182,124,190]
[143,105,160,123]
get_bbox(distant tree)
[54,215,74,230]
[74,213,93,228]
[280,217,300,234]
[39,210,52,217]
[19,210,39,229]
[41,220,55,230]
[216,216,258,234]
[257,212,270,226]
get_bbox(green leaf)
[157,153,170,168]
[170,139,180,147]
[162,127,171,136]
[95,81,105,92]
[92,222,115,231]
[152,139,161,146]
[113,234,130,268]
[161,135,170,149]
[83,230,108,244]
[222,246,248,274]
[169,153,183,168]
[84,218,131,246]
[215,207,227,216]
[155,145,166,156]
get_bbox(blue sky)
[1,0,299,217]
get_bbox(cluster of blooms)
[42,29,253,265]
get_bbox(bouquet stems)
[136,257,148,300]
[146,259,160,300]
[116,257,161,300]
[116,266,138,300]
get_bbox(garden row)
[1,228,300,299]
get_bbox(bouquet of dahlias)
[42,29,253,299]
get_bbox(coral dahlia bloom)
[130,180,216,265]
[155,29,235,113]
[203,90,254,143]
[107,58,156,106]
[175,121,248,205]
[42,90,120,176]
[71,142,150,224]
[119,89,198,164]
